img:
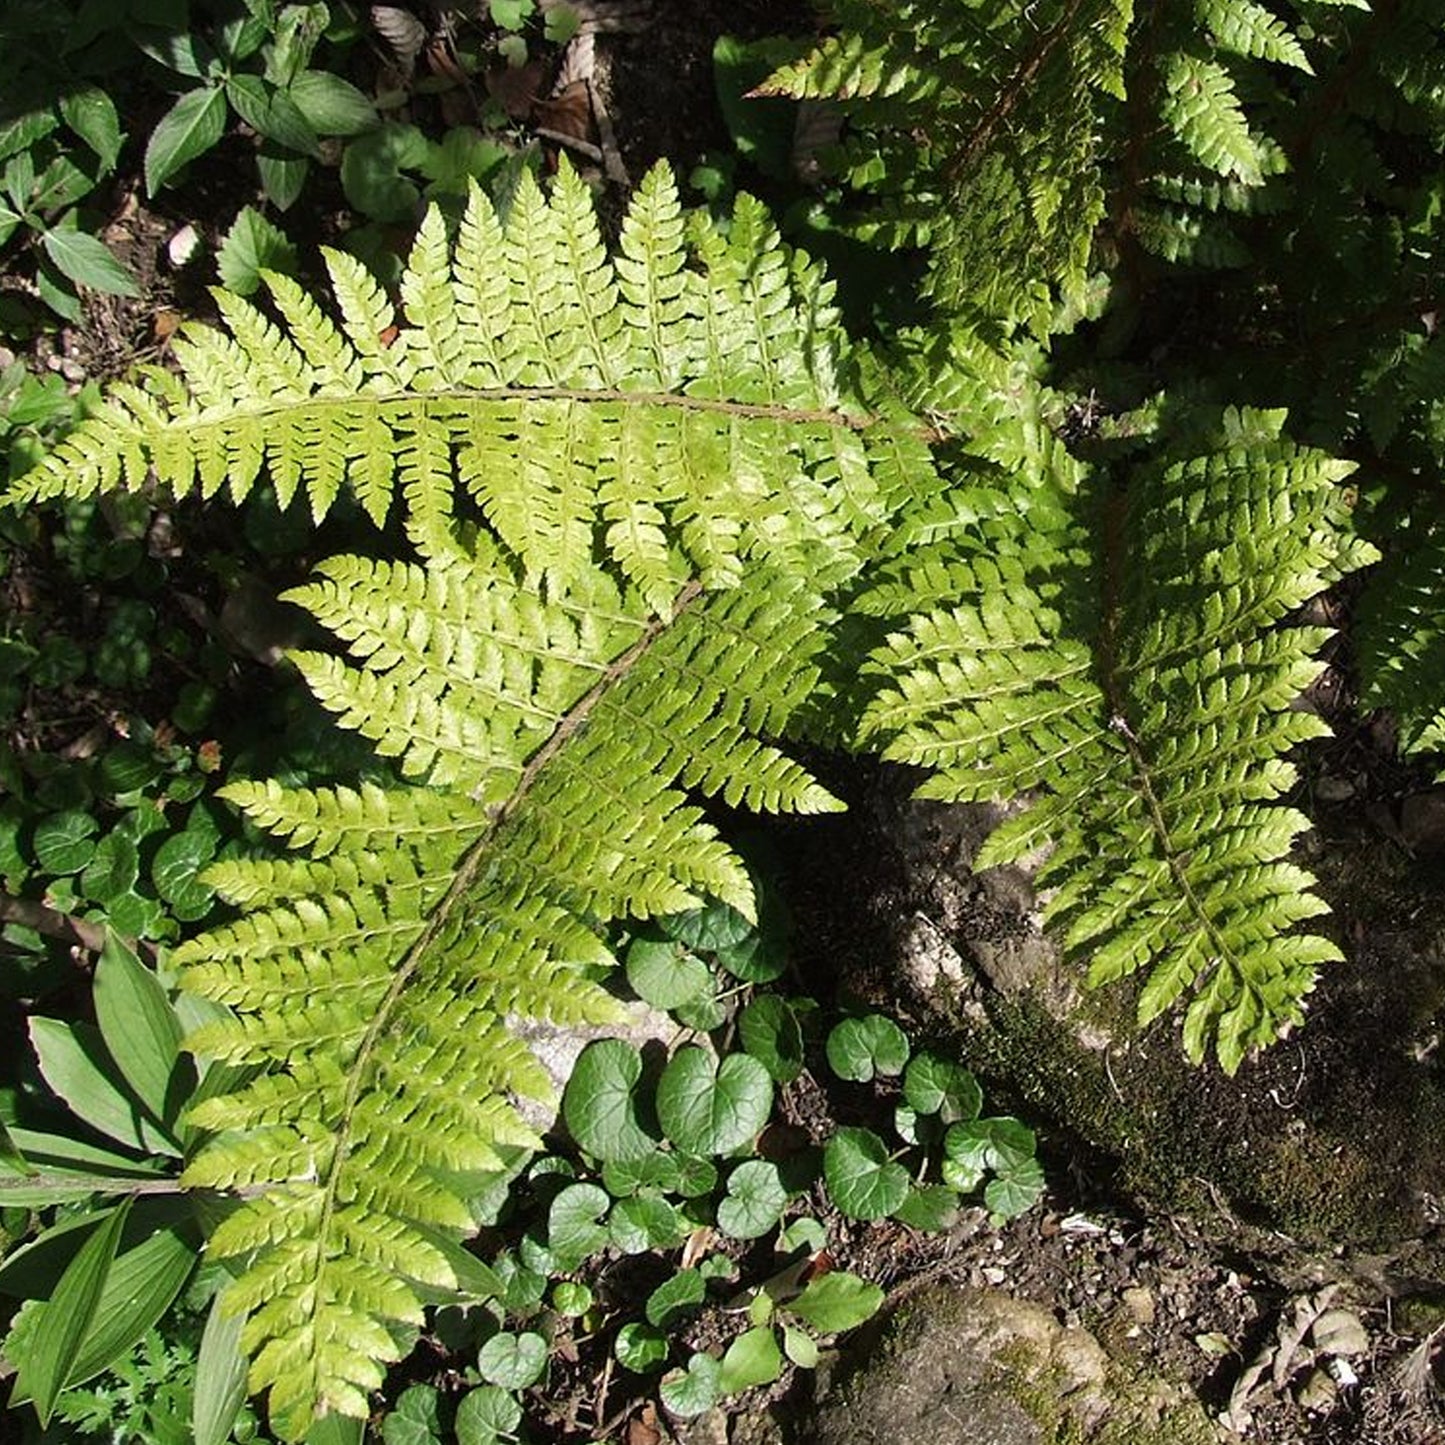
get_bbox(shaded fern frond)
[859,403,1375,1074]
[30,161,924,1440]
[757,0,1133,327]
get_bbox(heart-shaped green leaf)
[562,1039,657,1162]
[823,1127,909,1220]
[655,1046,772,1157]
[826,1015,910,1082]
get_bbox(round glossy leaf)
[645,1268,706,1330]
[381,1384,441,1445]
[714,929,786,983]
[903,1053,982,1123]
[660,898,754,953]
[823,1127,909,1221]
[455,1385,521,1445]
[33,810,98,875]
[601,1152,680,1198]
[660,1352,721,1417]
[551,1280,592,1317]
[562,1039,656,1162]
[944,1116,1036,1175]
[655,1047,773,1157]
[716,1160,787,1240]
[718,1325,783,1395]
[625,936,711,1010]
[477,1330,547,1389]
[738,996,804,1083]
[826,1015,910,1082]
[985,1157,1046,1220]
[615,1322,669,1373]
[671,981,728,1033]
[673,1154,719,1198]
[547,1183,610,1269]
[151,830,217,921]
[893,1184,960,1233]
[100,744,162,797]
[80,833,139,904]
[608,1195,685,1254]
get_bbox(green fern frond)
[1357,513,1445,758]
[35,160,918,1439]
[859,404,1375,1074]
[1195,0,1312,71]
[1161,52,1266,184]
[755,0,1134,326]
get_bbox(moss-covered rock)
[807,1284,1219,1445]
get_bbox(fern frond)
[39,160,926,1439]
[859,405,1375,1074]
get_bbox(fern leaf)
[860,405,1375,1074]
[1195,0,1312,71]
[25,160,929,1439]
[1161,52,1265,184]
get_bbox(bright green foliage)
[858,370,1376,1073]
[24,159,926,1439]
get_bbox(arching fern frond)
[24,160,928,1439]
[859,398,1376,1074]
[6,161,898,610]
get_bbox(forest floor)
[7,3,1445,1444]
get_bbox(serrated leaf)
[216,205,298,296]
[58,87,123,171]
[288,71,378,137]
[655,1046,773,1156]
[822,1127,909,1221]
[41,225,140,298]
[145,86,229,194]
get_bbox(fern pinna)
[855,334,1376,1074]
[10,161,931,1437]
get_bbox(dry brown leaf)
[628,1404,663,1445]
[533,80,594,147]
[486,59,548,120]
[371,5,427,73]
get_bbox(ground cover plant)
[1,0,1445,1441]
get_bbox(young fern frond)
[17,160,926,1439]
[859,385,1376,1075]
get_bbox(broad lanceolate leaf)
[145,86,228,195]
[24,160,932,1440]
[9,1199,130,1424]
[860,401,1376,1073]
